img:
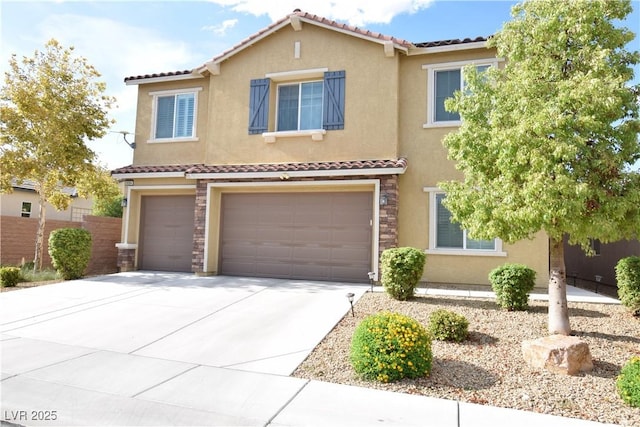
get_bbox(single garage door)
[220,192,372,282]
[139,195,195,272]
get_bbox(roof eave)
[408,40,489,55]
[125,72,203,86]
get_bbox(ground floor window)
[424,188,506,256]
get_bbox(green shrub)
[48,228,92,280]
[380,247,426,301]
[428,309,469,342]
[350,311,432,383]
[489,263,536,311]
[0,267,21,287]
[617,356,640,407]
[616,256,640,316]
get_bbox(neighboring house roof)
[9,179,79,197]
[112,158,408,179]
[124,10,489,84]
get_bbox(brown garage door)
[139,195,195,272]
[220,192,372,282]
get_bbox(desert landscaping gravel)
[293,291,640,426]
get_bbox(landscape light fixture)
[368,271,375,292]
[346,292,355,317]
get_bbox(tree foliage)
[86,168,123,218]
[440,0,640,334]
[0,39,116,269]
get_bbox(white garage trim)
[119,185,197,247]
[204,179,381,280]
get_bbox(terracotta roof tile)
[414,36,488,49]
[111,159,407,176]
[210,11,413,64]
[111,164,202,174]
[124,69,193,83]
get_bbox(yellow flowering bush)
[350,311,432,383]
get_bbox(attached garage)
[139,195,195,272]
[220,192,373,282]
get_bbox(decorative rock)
[522,334,593,375]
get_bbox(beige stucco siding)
[206,24,400,165]
[395,49,549,287]
[131,79,209,166]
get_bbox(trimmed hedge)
[428,309,469,342]
[48,228,92,280]
[489,263,536,311]
[380,247,426,301]
[0,267,21,287]
[615,256,640,316]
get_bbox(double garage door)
[220,192,373,282]
[139,192,373,282]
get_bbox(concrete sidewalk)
[1,273,619,426]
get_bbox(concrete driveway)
[1,272,369,426]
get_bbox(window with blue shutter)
[248,78,270,134]
[323,70,345,130]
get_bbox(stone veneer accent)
[117,248,136,272]
[192,174,399,274]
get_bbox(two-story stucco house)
[112,10,549,286]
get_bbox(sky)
[2,0,639,171]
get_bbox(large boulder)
[522,335,593,375]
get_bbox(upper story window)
[21,201,32,218]
[424,188,506,257]
[248,69,345,142]
[423,60,496,128]
[149,87,202,142]
[277,81,323,131]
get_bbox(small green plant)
[0,267,21,287]
[48,228,92,280]
[428,309,469,342]
[616,256,640,316]
[350,311,432,383]
[380,247,426,301]
[617,356,640,407]
[489,263,536,311]
[20,268,60,283]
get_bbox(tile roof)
[111,158,407,176]
[123,10,489,84]
[124,70,193,83]
[414,36,489,49]
[211,11,413,64]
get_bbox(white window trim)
[422,59,498,128]
[423,187,506,257]
[148,87,202,143]
[265,79,325,143]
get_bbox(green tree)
[0,39,116,270]
[441,0,640,335]
[87,168,123,218]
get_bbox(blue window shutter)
[323,70,345,130]
[248,78,270,134]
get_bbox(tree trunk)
[548,236,571,335]
[33,191,47,272]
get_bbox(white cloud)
[207,0,435,26]
[202,18,239,35]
